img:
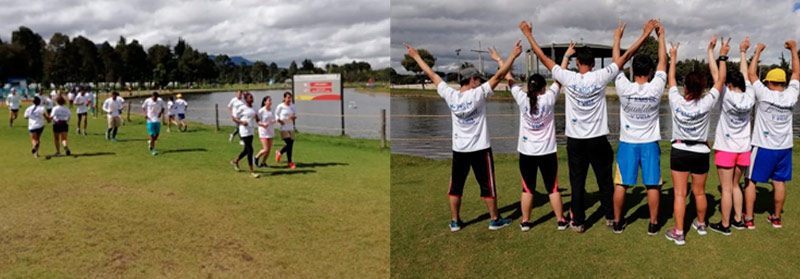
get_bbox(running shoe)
[613,219,626,234]
[648,222,660,236]
[250,172,260,179]
[110,138,117,142]
[744,217,756,230]
[605,218,614,228]
[228,133,234,142]
[520,221,533,232]
[571,223,585,233]
[288,162,296,169]
[167,128,171,133]
[65,147,71,156]
[665,228,686,246]
[239,140,244,146]
[450,220,463,232]
[709,222,731,236]
[767,215,782,228]
[151,149,158,156]
[258,162,268,168]
[692,220,707,235]
[76,129,81,135]
[230,160,240,172]
[105,132,109,140]
[730,217,746,230]
[82,130,87,136]
[488,218,511,230]
[557,220,569,231]
[53,152,61,157]
[275,151,282,163]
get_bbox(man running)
[174,93,188,132]
[521,19,657,232]
[142,92,166,155]
[228,90,244,143]
[103,91,124,141]
[404,40,522,231]
[6,88,21,127]
[74,87,90,135]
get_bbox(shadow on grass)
[159,148,208,154]
[264,170,316,176]
[294,162,349,168]
[45,152,116,160]
[115,138,149,142]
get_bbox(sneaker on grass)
[520,221,533,232]
[665,228,685,246]
[692,220,707,235]
[613,219,626,234]
[557,220,569,231]
[230,160,240,172]
[709,222,731,236]
[744,216,755,230]
[488,218,511,230]
[767,215,782,228]
[730,217,746,230]
[647,222,660,236]
[449,220,463,232]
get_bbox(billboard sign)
[293,74,342,101]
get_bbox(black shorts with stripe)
[448,148,496,199]
[519,152,558,194]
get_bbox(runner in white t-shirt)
[404,40,523,232]
[6,88,22,128]
[227,90,244,143]
[254,96,276,168]
[174,94,188,132]
[743,40,800,230]
[275,92,298,169]
[74,88,91,135]
[67,89,75,107]
[166,96,176,133]
[141,92,165,155]
[709,36,755,235]
[521,19,657,232]
[24,96,50,158]
[664,39,729,246]
[491,43,569,232]
[102,91,124,142]
[50,96,72,156]
[610,21,667,235]
[229,92,260,178]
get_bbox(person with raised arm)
[490,42,571,232]
[403,40,522,232]
[664,38,729,246]
[520,19,657,233]
[708,36,756,235]
[610,20,667,235]
[743,40,799,230]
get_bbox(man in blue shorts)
[142,92,166,155]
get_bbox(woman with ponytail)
[23,96,50,158]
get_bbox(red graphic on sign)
[310,87,333,93]
[312,94,340,101]
[310,82,332,87]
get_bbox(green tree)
[11,26,45,81]
[72,36,100,83]
[288,60,298,77]
[401,48,435,89]
[98,42,122,85]
[251,61,268,83]
[43,33,76,86]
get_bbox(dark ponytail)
[526,74,547,115]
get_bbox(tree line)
[0,26,393,90]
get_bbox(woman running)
[230,92,260,178]
[255,96,276,168]
[665,39,730,246]
[708,36,755,235]
[50,96,72,156]
[275,92,297,169]
[23,96,49,158]
[166,96,177,133]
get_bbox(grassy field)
[391,141,799,278]
[0,110,388,278]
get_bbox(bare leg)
[521,192,533,222]
[646,187,660,224]
[53,133,60,154]
[718,167,734,227]
[745,180,757,220]
[484,198,499,220]
[732,166,745,222]
[449,196,461,221]
[773,181,786,218]
[671,170,689,231]
[691,173,709,224]
[613,185,626,222]
[548,192,565,221]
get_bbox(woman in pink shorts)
[709,37,755,235]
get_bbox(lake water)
[391,93,800,159]
[131,89,389,139]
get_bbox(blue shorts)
[614,141,662,186]
[178,113,185,120]
[147,122,161,136]
[747,146,792,183]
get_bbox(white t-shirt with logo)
[142,98,165,123]
[74,94,90,114]
[103,97,124,118]
[616,71,666,143]
[750,80,799,150]
[174,99,188,114]
[437,81,493,152]
[228,97,243,115]
[275,103,296,132]
[713,83,756,153]
[51,105,71,122]
[234,105,257,137]
[24,105,46,130]
[5,93,21,110]
[668,86,720,153]
[257,107,276,138]
[551,64,619,139]
[512,83,560,156]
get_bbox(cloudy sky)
[0,0,390,68]
[392,0,800,74]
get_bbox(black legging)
[237,135,254,166]
[280,137,294,163]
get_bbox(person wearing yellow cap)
[743,40,800,230]
[174,93,188,132]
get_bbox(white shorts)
[258,127,274,139]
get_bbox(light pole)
[455,49,461,81]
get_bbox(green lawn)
[0,110,388,278]
[391,141,799,278]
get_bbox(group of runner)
[405,19,797,246]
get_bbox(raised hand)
[643,19,657,35]
[720,37,731,56]
[756,43,766,53]
[488,46,502,62]
[669,42,680,58]
[785,40,797,50]
[740,36,750,52]
[565,41,577,57]
[708,34,717,51]
[403,42,418,58]
[519,21,532,36]
[655,19,664,37]
[614,20,626,40]
[511,40,523,57]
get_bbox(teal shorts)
[147,122,161,136]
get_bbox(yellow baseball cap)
[764,68,787,83]
[176,93,183,98]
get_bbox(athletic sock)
[676,230,684,235]
[522,219,530,223]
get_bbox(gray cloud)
[392,0,800,74]
[0,0,390,68]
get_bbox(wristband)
[718,56,729,61]
[564,55,570,60]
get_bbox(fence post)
[215,103,220,132]
[127,102,131,122]
[380,109,386,148]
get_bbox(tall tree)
[43,33,77,86]
[72,36,100,83]
[11,26,45,81]
[288,60,298,77]
[401,48,436,88]
[98,42,122,84]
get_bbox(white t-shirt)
[228,97,243,114]
[167,100,177,115]
[142,98,165,123]
[750,80,799,150]
[103,97,124,118]
[668,86,720,153]
[258,107,276,138]
[616,71,666,143]
[67,92,75,101]
[6,93,21,110]
[51,105,71,122]
[174,99,188,114]
[551,64,619,139]
[275,103,297,132]
[36,94,54,110]
[437,81,493,152]
[234,105,257,137]
[713,83,756,153]
[74,94,90,114]
[24,105,46,130]
[512,83,560,156]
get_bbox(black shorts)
[53,122,68,133]
[10,109,18,113]
[78,112,87,117]
[29,127,44,134]
[448,148,497,199]
[520,152,559,194]
[670,148,710,174]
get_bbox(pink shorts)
[714,150,751,168]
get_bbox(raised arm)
[612,21,625,62]
[786,40,799,81]
[489,46,513,81]
[403,43,444,85]
[707,35,719,82]
[713,38,731,93]
[668,42,679,88]
[520,21,556,71]
[749,43,765,83]
[488,40,523,89]
[740,36,750,82]
[615,19,658,68]
[656,21,667,72]
[563,41,576,69]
